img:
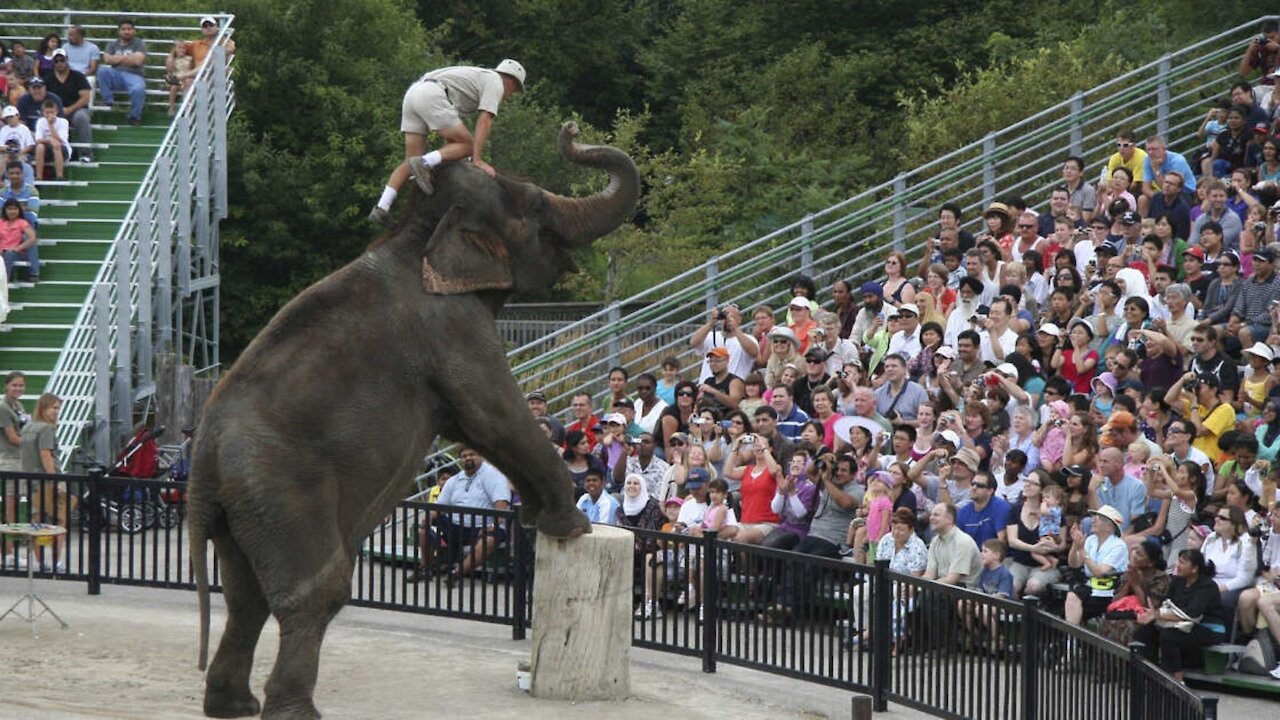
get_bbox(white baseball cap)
[200,16,217,27]
[1,106,17,119]
[495,59,526,90]
[603,413,627,426]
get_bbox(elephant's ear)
[422,205,514,295]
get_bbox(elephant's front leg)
[444,358,589,539]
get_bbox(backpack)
[1238,629,1278,676]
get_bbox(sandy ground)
[0,577,917,720]
[1,577,1272,720]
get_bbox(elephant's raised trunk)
[541,121,641,247]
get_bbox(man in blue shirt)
[1089,447,1147,532]
[955,473,1010,547]
[770,384,809,442]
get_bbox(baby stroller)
[80,425,181,534]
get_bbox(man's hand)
[473,159,496,177]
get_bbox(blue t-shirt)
[1142,150,1198,192]
[978,564,1014,597]
[956,496,1011,547]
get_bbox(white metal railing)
[0,10,235,465]
[488,15,1278,422]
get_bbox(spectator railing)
[0,482,1216,720]
[0,10,234,467]
[478,15,1277,429]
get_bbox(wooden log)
[530,525,632,700]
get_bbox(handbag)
[1154,598,1197,633]
[1104,594,1145,620]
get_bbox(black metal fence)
[0,470,1216,720]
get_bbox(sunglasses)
[669,440,686,446]
[1215,514,1232,521]
[1116,142,1133,148]
[974,483,994,490]
[677,391,695,397]
[1017,224,1035,229]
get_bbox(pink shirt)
[865,495,893,543]
[0,218,30,251]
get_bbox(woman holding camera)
[658,380,699,456]
[1052,319,1098,394]
[721,433,781,544]
[687,407,727,474]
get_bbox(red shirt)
[739,464,781,524]
[1060,347,1098,394]
[564,416,600,450]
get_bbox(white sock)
[421,150,443,168]
[376,186,397,211]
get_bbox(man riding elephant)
[191,120,638,720]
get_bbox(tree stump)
[529,524,632,700]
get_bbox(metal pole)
[93,284,111,464]
[1156,54,1172,138]
[212,46,229,220]
[704,255,719,312]
[137,200,154,382]
[607,302,622,372]
[194,81,212,275]
[981,133,996,207]
[1127,643,1145,720]
[1021,596,1040,720]
[800,213,814,278]
[113,231,133,450]
[156,155,174,353]
[510,522,528,641]
[86,465,104,596]
[177,120,193,295]
[871,559,891,712]
[700,529,719,674]
[892,176,907,253]
[1069,91,1084,157]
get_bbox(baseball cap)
[495,59,526,90]
[1254,122,1272,134]
[663,497,684,507]
[612,397,635,408]
[200,15,217,26]
[994,362,1017,377]
[1063,464,1091,482]
[706,347,729,359]
[896,303,920,317]
[1182,246,1205,262]
[1094,240,1118,256]
[859,282,883,298]
[1255,247,1277,263]
[0,106,16,119]
[934,345,958,360]
[1037,323,1062,337]
[685,467,709,488]
[1068,317,1095,339]
[804,347,830,363]
[51,48,67,59]
[1120,211,1140,225]
[789,296,810,309]
[525,390,546,402]
[1116,378,1145,393]
[603,412,626,426]
[28,77,45,87]
[1108,410,1136,429]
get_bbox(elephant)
[187,121,640,719]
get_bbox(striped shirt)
[1231,272,1280,325]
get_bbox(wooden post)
[530,525,632,700]
[175,365,195,431]
[155,353,176,444]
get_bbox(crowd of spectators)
[511,27,1280,682]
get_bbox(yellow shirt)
[1184,400,1234,463]
[1106,148,1148,190]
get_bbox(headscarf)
[621,473,649,516]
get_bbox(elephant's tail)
[188,462,217,671]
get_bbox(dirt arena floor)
[1,577,1271,719]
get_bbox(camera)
[1186,379,1199,393]
[1127,338,1148,360]
[1253,222,1268,235]
[836,370,848,379]
[1052,418,1065,427]
[690,416,706,425]
[742,434,756,445]
[626,436,642,446]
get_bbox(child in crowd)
[166,41,197,116]
[702,478,731,533]
[575,470,619,525]
[655,357,680,406]
[960,540,1014,647]
[660,496,683,533]
[850,472,892,564]
[1032,485,1065,571]
[1124,441,1151,480]
[33,100,69,180]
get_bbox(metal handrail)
[0,10,236,466]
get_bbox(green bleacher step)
[0,350,62,369]
[28,263,103,282]
[40,243,112,261]
[92,127,168,144]
[9,307,82,325]
[39,204,130,222]
[7,285,93,304]
[37,183,143,202]
[66,165,150,183]
[0,327,73,348]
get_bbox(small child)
[33,99,69,180]
[660,496,683,533]
[166,41,197,116]
[1032,485,1065,571]
[1123,441,1151,480]
[850,472,893,564]
[977,539,1014,599]
[701,478,730,532]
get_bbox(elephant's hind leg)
[204,535,270,718]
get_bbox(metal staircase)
[0,9,232,466]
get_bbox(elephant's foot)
[261,697,320,720]
[203,686,261,718]
[537,507,592,538]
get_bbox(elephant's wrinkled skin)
[188,122,639,719]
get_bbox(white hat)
[199,15,217,27]
[603,412,627,426]
[767,326,800,347]
[789,296,810,309]
[934,345,957,360]
[1089,505,1124,530]
[832,415,885,443]
[896,303,920,317]
[51,48,66,59]
[1244,342,1275,361]
[933,429,961,447]
[995,362,1018,377]
[1037,322,1062,337]
[0,106,16,119]
[495,59,526,90]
